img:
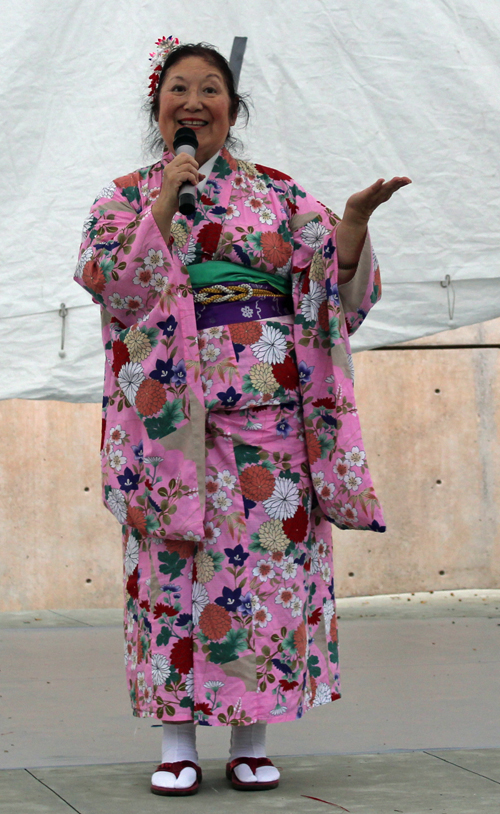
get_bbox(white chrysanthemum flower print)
[124,534,139,575]
[109,449,127,472]
[75,247,94,278]
[259,207,276,225]
[252,559,276,582]
[192,581,210,624]
[204,679,225,690]
[118,362,145,405]
[184,668,195,700]
[137,671,147,692]
[124,639,130,665]
[108,489,127,523]
[96,181,116,200]
[290,596,303,618]
[301,281,327,323]
[200,343,221,362]
[133,266,153,288]
[149,272,167,293]
[241,305,254,318]
[275,257,292,278]
[81,213,95,240]
[263,477,300,521]
[151,654,171,686]
[224,204,240,220]
[340,503,358,522]
[309,548,322,575]
[253,604,273,628]
[345,446,366,468]
[251,324,287,365]
[301,220,329,249]
[275,587,295,608]
[144,248,164,269]
[323,599,335,626]
[270,703,288,716]
[178,236,197,265]
[219,470,237,490]
[344,471,363,492]
[280,556,298,581]
[244,195,265,213]
[313,682,332,707]
[109,292,125,309]
[212,490,233,512]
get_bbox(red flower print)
[82,259,106,295]
[127,506,147,538]
[313,397,336,409]
[272,355,299,390]
[294,621,307,658]
[200,193,215,206]
[239,465,276,502]
[154,603,178,620]
[229,321,263,345]
[261,232,293,268]
[283,505,308,543]
[254,164,292,182]
[100,418,106,451]
[330,618,338,643]
[318,300,329,331]
[197,222,222,257]
[135,378,167,417]
[199,603,231,641]
[170,637,194,675]
[112,339,130,376]
[301,272,310,294]
[279,679,299,691]
[166,539,196,559]
[194,702,212,716]
[139,599,151,612]
[332,692,341,701]
[305,431,322,465]
[126,567,139,601]
[307,607,322,626]
[114,171,141,188]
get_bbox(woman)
[75,36,410,796]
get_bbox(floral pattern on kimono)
[75,148,385,724]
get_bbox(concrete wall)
[1,320,499,611]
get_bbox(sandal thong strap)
[155,760,202,781]
[228,757,275,774]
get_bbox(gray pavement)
[1,590,500,813]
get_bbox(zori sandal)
[225,757,280,791]
[151,760,202,796]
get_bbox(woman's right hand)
[152,153,205,241]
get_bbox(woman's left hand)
[343,176,412,226]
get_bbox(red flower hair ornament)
[148,35,181,98]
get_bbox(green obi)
[187,260,291,296]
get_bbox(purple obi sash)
[193,281,294,330]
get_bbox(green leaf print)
[145,515,160,534]
[156,626,173,647]
[157,551,187,581]
[179,696,194,709]
[319,435,335,458]
[370,284,380,304]
[279,470,300,483]
[144,399,184,439]
[282,628,297,655]
[121,186,140,204]
[241,374,260,395]
[328,641,339,664]
[233,443,261,471]
[307,654,322,678]
[208,628,248,664]
[208,550,225,572]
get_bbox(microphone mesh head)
[173,127,198,151]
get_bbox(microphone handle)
[175,144,197,216]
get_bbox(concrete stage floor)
[1,589,499,813]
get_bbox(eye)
[171,84,186,93]
[203,86,218,95]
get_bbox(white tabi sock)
[151,722,199,790]
[230,722,280,784]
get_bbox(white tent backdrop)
[2,0,500,401]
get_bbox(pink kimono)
[75,148,385,725]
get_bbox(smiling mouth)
[178,119,208,128]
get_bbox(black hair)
[145,42,250,156]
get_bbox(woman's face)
[157,56,236,166]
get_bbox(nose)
[184,88,203,111]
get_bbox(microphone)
[173,127,199,216]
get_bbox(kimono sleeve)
[74,173,175,323]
